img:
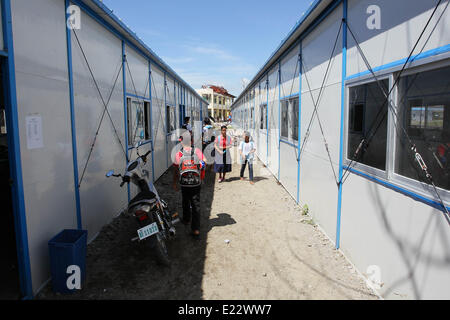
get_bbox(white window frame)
[127,97,150,147]
[390,59,450,203]
[344,75,392,181]
[344,58,450,205]
[280,95,299,144]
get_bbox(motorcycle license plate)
[137,222,159,241]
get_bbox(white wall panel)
[300,153,339,242]
[256,78,267,164]
[125,45,149,99]
[302,3,343,92]
[71,8,128,243]
[280,44,300,98]
[300,83,342,162]
[347,0,450,78]
[11,0,78,293]
[279,143,299,199]
[267,66,279,176]
[151,66,167,180]
[341,174,450,299]
[166,76,175,106]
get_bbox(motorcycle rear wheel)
[149,232,170,266]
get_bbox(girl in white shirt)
[239,132,256,184]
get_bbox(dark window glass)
[260,104,267,130]
[347,79,389,171]
[291,97,299,142]
[166,106,175,133]
[395,66,450,190]
[281,100,289,139]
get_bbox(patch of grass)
[302,204,309,216]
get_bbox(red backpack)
[179,148,202,187]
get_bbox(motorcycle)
[106,143,179,266]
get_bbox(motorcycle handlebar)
[120,175,131,187]
[141,150,152,163]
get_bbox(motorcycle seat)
[129,190,157,207]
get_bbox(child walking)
[239,131,256,185]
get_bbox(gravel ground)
[38,142,378,300]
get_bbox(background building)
[196,85,235,121]
[232,0,450,299]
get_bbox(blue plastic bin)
[48,229,87,294]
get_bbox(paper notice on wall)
[26,115,44,150]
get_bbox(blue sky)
[102,0,313,96]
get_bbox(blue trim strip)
[347,167,450,213]
[65,0,82,230]
[280,93,300,101]
[278,62,281,181]
[0,50,8,57]
[126,92,150,101]
[128,139,152,150]
[122,41,130,202]
[149,62,155,182]
[164,72,168,167]
[297,43,302,204]
[266,76,269,165]
[346,44,450,81]
[336,0,347,250]
[2,0,33,299]
[280,138,299,149]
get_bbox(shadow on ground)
[38,167,224,300]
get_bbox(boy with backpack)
[173,131,206,238]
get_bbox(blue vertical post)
[297,43,303,204]
[2,0,33,299]
[122,41,130,202]
[254,89,256,131]
[336,0,348,250]
[65,0,82,230]
[164,72,168,167]
[149,61,155,182]
[278,62,281,181]
[266,75,269,166]
[200,101,203,122]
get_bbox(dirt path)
[38,143,377,300]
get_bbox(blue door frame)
[1,0,33,299]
